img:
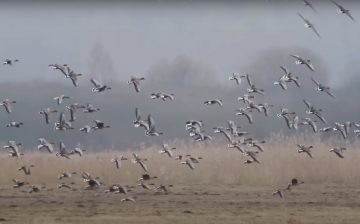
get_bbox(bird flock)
[1,1,358,201]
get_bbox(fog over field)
[0,1,359,150]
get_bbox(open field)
[1,135,360,224]
[1,184,360,224]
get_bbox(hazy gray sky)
[0,0,359,87]
[0,1,359,150]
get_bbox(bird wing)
[314,112,326,124]
[70,76,78,87]
[93,120,103,125]
[60,142,67,153]
[91,78,102,88]
[70,107,76,121]
[331,0,341,8]
[324,90,336,99]
[245,113,253,124]
[292,79,301,88]
[233,145,245,153]
[75,148,83,156]
[290,54,301,60]
[246,74,253,86]
[87,104,95,110]
[139,161,147,172]
[339,128,347,139]
[59,112,66,123]
[256,89,265,96]
[221,130,232,142]
[310,122,317,133]
[283,115,293,129]
[46,144,54,153]
[253,144,264,152]
[280,65,290,75]
[227,120,235,129]
[167,149,174,158]
[132,153,139,160]
[115,159,121,169]
[293,116,299,130]
[148,115,155,129]
[187,160,195,169]
[252,104,262,113]
[133,80,140,92]
[281,108,289,114]
[163,144,170,151]
[279,81,287,90]
[44,112,50,124]
[262,106,269,116]
[4,103,11,114]
[344,123,351,134]
[305,149,313,158]
[345,11,356,22]
[135,108,141,120]
[303,99,311,109]
[311,77,320,86]
[250,154,260,164]
[308,3,317,13]
[306,62,315,71]
[334,150,344,158]
[215,100,223,108]
[298,13,307,22]
[59,67,68,77]
[9,141,16,148]
[310,26,321,38]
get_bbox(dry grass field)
[1,133,360,224]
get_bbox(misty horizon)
[0,1,359,151]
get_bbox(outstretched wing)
[298,13,307,22]
[331,0,341,8]
[325,90,336,99]
[314,112,326,124]
[290,54,301,60]
[345,11,356,22]
[245,113,253,124]
[147,115,155,129]
[311,26,321,38]
[303,99,311,109]
[135,108,141,120]
[59,142,66,153]
[246,74,253,86]
[310,122,317,133]
[280,65,290,75]
[307,2,317,14]
[90,78,102,88]
[311,77,320,86]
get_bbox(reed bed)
[1,132,359,186]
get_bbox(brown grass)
[0,132,359,186]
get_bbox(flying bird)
[246,74,265,95]
[204,99,223,108]
[303,0,317,14]
[331,0,356,22]
[54,95,70,105]
[90,78,111,93]
[229,73,245,85]
[127,76,145,92]
[49,64,68,77]
[3,59,19,66]
[290,54,314,71]
[298,13,321,38]
[311,77,336,99]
